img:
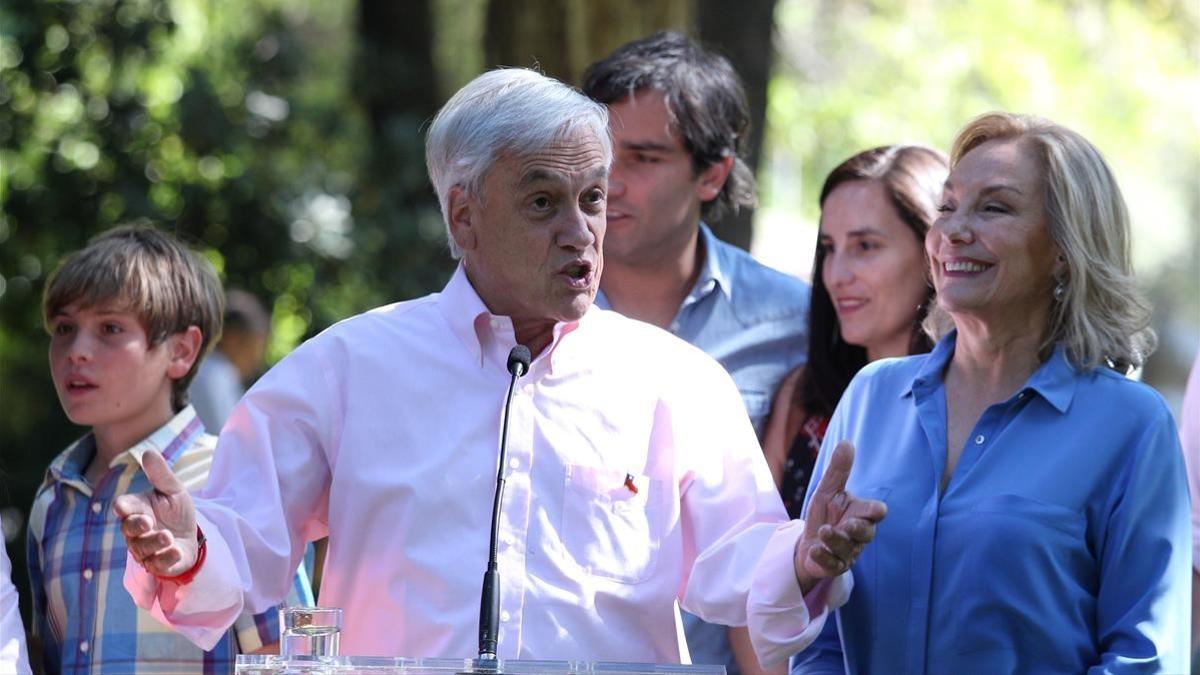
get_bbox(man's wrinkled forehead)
[502,132,611,187]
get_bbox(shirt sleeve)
[3,519,32,675]
[1090,401,1190,673]
[787,612,845,675]
[124,338,339,651]
[673,358,846,663]
[24,502,49,660]
[745,519,850,668]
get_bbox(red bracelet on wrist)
[153,525,207,585]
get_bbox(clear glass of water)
[280,606,343,658]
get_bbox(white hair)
[425,68,613,258]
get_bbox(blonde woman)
[792,113,1189,673]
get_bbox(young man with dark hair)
[583,32,810,675]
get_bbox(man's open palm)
[113,449,200,578]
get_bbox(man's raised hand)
[793,441,887,592]
[112,449,200,578]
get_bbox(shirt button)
[83,569,93,581]
[91,502,102,513]
[508,458,520,470]
[974,434,986,445]
[80,641,89,653]
[499,610,511,622]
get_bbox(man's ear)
[696,155,734,203]
[447,185,478,253]
[165,325,203,380]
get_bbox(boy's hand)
[793,441,887,592]
[113,449,200,577]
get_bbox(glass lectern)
[236,656,726,675]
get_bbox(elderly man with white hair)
[112,68,884,663]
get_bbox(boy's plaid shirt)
[27,406,314,674]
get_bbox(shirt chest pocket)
[560,464,665,584]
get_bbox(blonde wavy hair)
[925,112,1155,372]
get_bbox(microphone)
[477,345,532,663]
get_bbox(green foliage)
[761,0,1199,378]
[0,0,452,616]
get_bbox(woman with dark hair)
[762,144,948,516]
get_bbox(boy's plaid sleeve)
[233,551,315,651]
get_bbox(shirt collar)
[1019,344,1077,413]
[47,405,205,484]
[119,405,206,471]
[48,433,97,483]
[904,330,1077,413]
[437,263,583,371]
[904,331,957,400]
[690,223,732,304]
[593,222,730,311]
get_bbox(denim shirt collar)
[595,222,730,310]
[689,222,732,304]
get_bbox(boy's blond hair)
[43,225,225,410]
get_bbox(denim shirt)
[598,223,810,439]
[793,332,1190,674]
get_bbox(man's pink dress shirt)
[126,267,839,661]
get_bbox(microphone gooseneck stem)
[478,349,527,662]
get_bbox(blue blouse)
[793,332,1190,674]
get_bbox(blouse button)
[974,434,986,445]
[91,502,102,513]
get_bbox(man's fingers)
[141,449,186,497]
[812,441,855,502]
[128,530,172,561]
[112,493,153,521]
[119,513,156,538]
[817,525,853,556]
[150,547,184,571]
[844,497,888,524]
[818,525,864,562]
[839,517,878,545]
[806,544,849,576]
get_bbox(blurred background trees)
[2,0,1197,639]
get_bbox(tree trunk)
[483,0,690,85]
[696,0,779,251]
[354,0,455,299]
[482,0,776,251]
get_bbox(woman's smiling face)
[820,178,929,361]
[927,138,1062,329]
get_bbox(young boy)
[27,226,313,673]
